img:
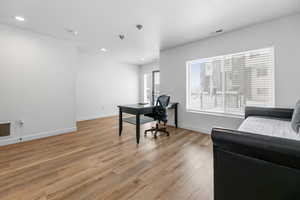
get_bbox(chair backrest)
[156,95,170,109]
[153,95,170,122]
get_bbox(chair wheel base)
[144,124,169,139]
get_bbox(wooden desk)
[118,103,178,144]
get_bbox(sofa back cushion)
[291,100,300,133]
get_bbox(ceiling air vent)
[215,29,223,33]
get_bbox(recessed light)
[100,48,107,52]
[140,58,145,61]
[14,16,25,21]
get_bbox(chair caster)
[145,129,154,136]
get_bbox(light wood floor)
[0,116,213,200]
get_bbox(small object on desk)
[138,102,148,105]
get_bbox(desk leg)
[175,104,178,128]
[136,114,140,144]
[119,108,123,136]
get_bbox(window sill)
[186,109,244,119]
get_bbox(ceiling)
[0,0,300,65]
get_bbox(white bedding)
[238,116,300,141]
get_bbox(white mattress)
[238,116,300,141]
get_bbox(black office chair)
[144,95,170,138]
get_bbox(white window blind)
[186,47,274,116]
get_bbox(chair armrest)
[245,106,294,120]
[211,128,300,169]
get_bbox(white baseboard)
[21,127,77,142]
[0,127,77,147]
[0,138,20,147]
[174,124,211,135]
[77,114,117,122]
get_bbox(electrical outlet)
[18,120,24,126]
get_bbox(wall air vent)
[0,122,10,137]
[210,29,224,35]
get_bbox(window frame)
[186,47,275,117]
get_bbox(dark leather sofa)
[211,107,300,200]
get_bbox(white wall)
[160,13,300,134]
[0,24,140,145]
[76,51,139,121]
[0,24,77,145]
[139,61,159,102]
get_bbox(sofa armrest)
[212,128,300,200]
[245,106,294,120]
[211,128,300,169]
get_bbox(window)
[143,73,151,103]
[257,68,268,77]
[152,71,160,104]
[143,70,160,104]
[186,47,274,116]
[257,88,269,95]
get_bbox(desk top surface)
[118,102,178,109]
[118,103,154,109]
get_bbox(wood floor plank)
[0,116,213,200]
